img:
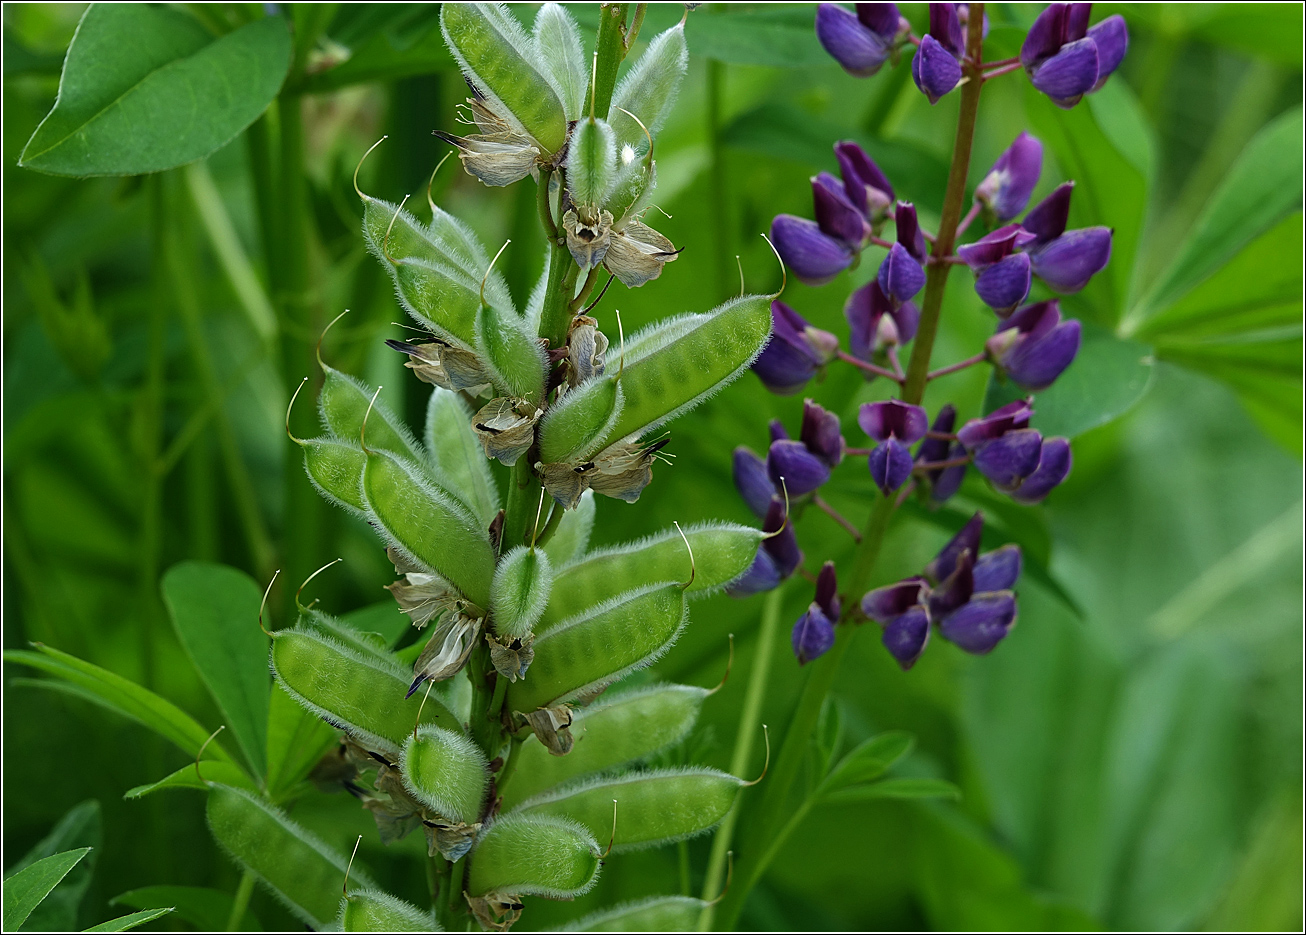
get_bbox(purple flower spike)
[912,34,963,104]
[927,547,974,619]
[975,132,1043,221]
[929,2,965,56]
[846,282,920,362]
[972,428,1044,490]
[988,300,1082,391]
[835,141,895,222]
[793,604,836,665]
[800,399,845,468]
[1030,226,1113,293]
[727,546,781,597]
[956,397,1033,449]
[1088,15,1129,90]
[771,215,854,285]
[940,592,1016,654]
[974,252,1032,314]
[815,560,841,620]
[861,576,928,623]
[1011,436,1072,503]
[813,172,870,247]
[753,301,839,395]
[882,606,930,669]
[925,511,983,583]
[733,447,774,519]
[895,202,928,262]
[1022,182,1074,247]
[859,399,929,444]
[878,242,926,304]
[868,437,915,494]
[768,439,831,496]
[973,544,1022,592]
[816,3,896,77]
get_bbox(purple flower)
[835,141,895,226]
[770,419,789,442]
[1010,436,1072,503]
[912,34,963,104]
[771,215,854,285]
[768,439,831,496]
[974,132,1044,222]
[939,591,1017,653]
[973,543,1022,592]
[792,561,840,664]
[733,447,774,519]
[728,498,803,597]
[882,605,930,669]
[926,547,974,619]
[752,300,840,395]
[815,3,907,77]
[958,225,1038,315]
[1022,4,1128,108]
[915,404,967,502]
[1030,227,1113,293]
[861,577,928,623]
[845,281,918,362]
[800,399,845,468]
[986,300,1082,391]
[957,397,1033,449]
[924,511,982,583]
[860,399,928,494]
[728,545,781,596]
[895,202,928,263]
[1021,182,1073,247]
[1088,15,1129,91]
[813,172,870,248]
[930,2,966,57]
[972,428,1044,491]
[814,559,842,620]
[878,242,926,304]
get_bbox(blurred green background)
[3,3,1302,930]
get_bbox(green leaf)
[3,645,242,767]
[2,848,91,931]
[687,6,828,66]
[19,6,291,176]
[4,800,101,931]
[162,561,271,776]
[818,731,914,797]
[124,761,260,799]
[302,8,451,92]
[83,908,174,932]
[823,777,962,804]
[264,682,338,801]
[113,886,259,932]
[1138,107,1304,318]
[1203,790,1303,931]
[984,320,1155,439]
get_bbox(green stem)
[698,584,786,930]
[225,869,255,931]
[532,502,565,549]
[537,168,558,240]
[714,9,987,926]
[503,460,544,552]
[591,3,631,118]
[538,243,579,354]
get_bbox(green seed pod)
[502,684,707,809]
[362,197,488,349]
[301,608,392,661]
[567,118,617,208]
[515,768,742,853]
[507,583,687,712]
[399,725,489,824]
[541,522,763,627]
[543,489,595,566]
[361,448,495,606]
[425,387,500,525]
[620,312,710,364]
[608,20,688,152]
[565,895,709,932]
[441,2,568,154]
[301,437,366,515]
[537,378,623,464]
[319,367,425,465]
[476,301,546,402]
[467,813,601,899]
[339,890,439,932]
[271,628,461,758]
[206,784,374,928]
[600,294,772,447]
[532,3,587,121]
[491,546,554,640]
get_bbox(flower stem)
[225,870,255,931]
[955,202,982,237]
[837,350,903,383]
[927,351,987,380]
[915,455,971,471]
[814,496,863,543]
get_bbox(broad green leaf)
[264,683,338,801]
[112,886,260,932]
[83,908,174,932]
[1137,107,1303,319]
[302,8,452,92]
[687,6,829,66]
[3,646,242,767]
[162,561,271,776]
[818,731,914,797]
[2,848,91,931]
[823,777,961,804]
[19,6,291,176]
[123,761,260,799]
[4,800,100,932]
[983,321,1154,439]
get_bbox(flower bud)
[861,577,927,624]
[972,544,1022,592]
[974,132,1043,222]
[877,242,925,304]
[771,215,854,285]
[881,606,930,669]
[800,399,845,468]
[733,447,775,519]
[815,3,904,77]
[1022,182,1073,246]
[915,406,968,503]
[1020,4,1125,108]
[895,201,928,263]
[972,428,1044,490]
[868,438,913,494]
[1088,16,1128,91]
[924,511,982,583]
[1010,437,1072,504]
[792,602,836,665]
[751,301,839,395]
[956,398,1033,449]
[813,172,871,247]
[939,591,1016,653]
[926,547,974,619]
[845,281,917,362]
[814,560,841,618]
[912,34,962,104]
[1029,227,1113,293]
[767,439,831,496]
[986,300,1082,390]
[835,141,894,225]
[858,399,928,444]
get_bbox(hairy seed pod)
[609,20,688,152]
[507,583,687,712]
[441,3,568,154]
[540,522,764,627]
[301,438,367,515]
[568,895,710,932]
[271,629,460,757]
[301,609,391,661]
[466,813,601,899]
[537,377,623,464]
[320,367,426,465]
[476,302,546,402]
[425,388,501,525]
[515,768,742,853]
[532,3,587,120]
[491,546,554,640]
[501,684,707,809]
[206,784,374,928]
[399,725,489,824]
[599,294,772,447]
[568,118,617,208]
[339,890,438,932]
[619,312,711,363]
[543,489,595,566]
[361,448,495,606]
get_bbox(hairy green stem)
[225,870,255,931]
[714,9,987,926]
[591,3,631,118]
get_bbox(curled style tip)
[343,834,363,896]
[742,724,770,786]
[382,194,412,265]
[615,308,627,379]
[530,488,547,550]
[413,679,435,740]
[707,633,734,696]
[194,724,225,784]
[761,232,787,298]
[296,557,343,612]
[600,798,619,859]
[706,852,735,906]
[674,521,697,590]
[737,255,745,297]
[286,377,309,445]
[353,136,389,201]
[258,570,280,636]
[615,106,655,161]
[482,239,512,306]
[425,151,454,216]
[317,309,350,370]
[359,386,383,454]
[762,477,792,540]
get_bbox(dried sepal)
[411,611,483,690]
[562,208,615,272]
[564,315,609,389]
[424,818,483,862]
[604,218,678,288]
[472,397,542,465]
[520,704,575,756]
[488,632,535,682]
[466,893,524,933]
[386,338,494,397]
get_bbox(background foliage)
[3,3,1302,930]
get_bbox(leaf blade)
[2,848,92,931]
